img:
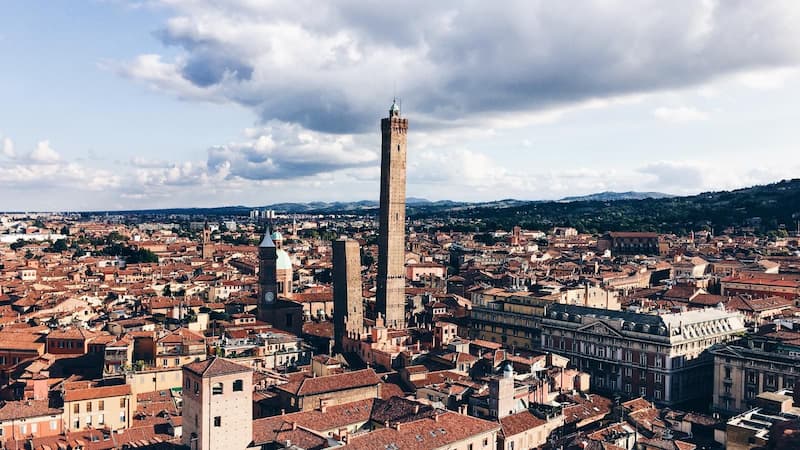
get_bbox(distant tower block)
[376,99,408,329]
[333,238,363,353]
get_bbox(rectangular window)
[640,386,647,397]
[87,402,92,412]
[98,400,104,411]
[98,414,105,425]
[655,373,663,383]
[50,420,57,430]
[233,379,244,392]
[73,404,80,414]
[724,367,732,379]
[655,390,662,400]
[214,416,222,427]
[20,424,27,434]
[120,398,126,408]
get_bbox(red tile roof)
[183,357,251,378]
[276,369,381,397]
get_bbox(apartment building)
[710,319,799,416]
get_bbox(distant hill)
[76,179,800,236]
[420,179,800,235]
[559,191,673,202]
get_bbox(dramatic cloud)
[117,0,800,133]
[206,122,377,180]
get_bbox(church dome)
[276,248,292,270]
[271,231,284,242]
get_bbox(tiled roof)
[342,411,499,450]
[275,369,380,397]
[252,418,329,449]
[183,357,251,378]
[499,410,546,438]
[254,398,374,436]
[64,383,131,402]
[0,400,61,420]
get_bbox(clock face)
[264,291,275,304]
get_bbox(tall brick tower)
[333,238,363,353]
[201,222,214,259]
[376,99,408,329]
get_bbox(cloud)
[652,106,710,122]
[28,140,61,163]
[735,67,798,89]
[0,139,120,193]
[206,121,377,180]
[114,1,800,134]
[636,160,800,195]
[1,137,14,159]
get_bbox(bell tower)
[257,231,278,321]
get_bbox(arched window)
[233,379,244,392]
[212,382,223,395]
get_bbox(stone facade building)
[539,304,746,406]
[273,368,382,412]
[181,357,253,450]
[710,319,800,416]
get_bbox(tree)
[10,239,25,251]
[50,239,68,253]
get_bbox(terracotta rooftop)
[499,410,547,438]
[275,369,381,397]
[63,383,131,402]
[183,357,251,378]
[342,410,499,450]
[0,399,62,421]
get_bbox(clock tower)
[258,231,278,317]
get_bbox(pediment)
[577,320,624,338]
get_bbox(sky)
[1,0,800,211]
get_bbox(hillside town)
[0,105,798,450]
